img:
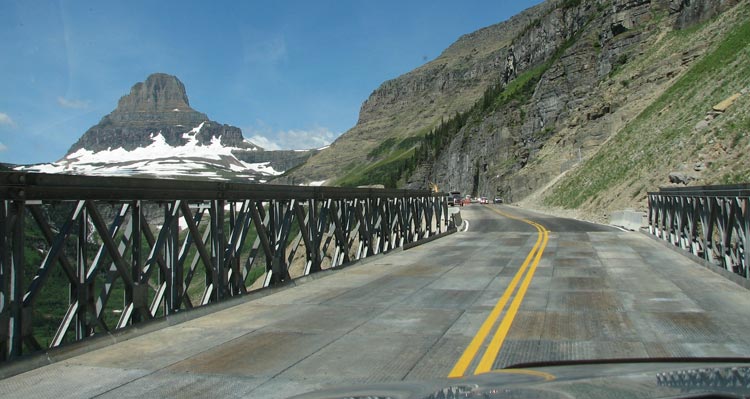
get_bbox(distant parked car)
[494,197,503,204]
[449,191,462,206]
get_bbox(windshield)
[2,1,750,398]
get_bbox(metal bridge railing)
[648,184,749,279]
[0,172,451,362]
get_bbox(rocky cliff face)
[406,0,747,221]
[67,73,253,154]
[410,0,743,198]
[287,0,687,186]
[413,0,648,197]
[286,1,557,184]
[286,0,745,222]
[671,0,740,29]
[30,73,318,181]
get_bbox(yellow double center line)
[449,208,549,377]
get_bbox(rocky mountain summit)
[21,73,316,181]
[285,0,748,222]
[67,73,253,154]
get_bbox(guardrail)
[0,172,450,361]
[648,184,749,279]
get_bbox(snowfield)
[18,122,282,181]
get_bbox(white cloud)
[248,135,281,151]
[246,126,337,151]
[0,142,7,152]
[276,127,336,150]
[57,96,90,110]
[0,112,14,126]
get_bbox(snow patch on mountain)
[19,122,281,181]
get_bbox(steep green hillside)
[395,0,748,223]
[334,34,576,188]
[282,1,556,185]
[546,4,750,212]
[284,0,746,224]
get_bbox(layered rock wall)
[410,0,741,204]
[287,2,558,182]
[671,0,740,29]
[67,73,252,154]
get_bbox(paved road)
[3,205,750,398]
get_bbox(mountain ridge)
[279,1,556,185]
[283,0,748,222]
[21,73,318,182]
[67,73,255,155]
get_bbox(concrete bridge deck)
[2,205,750,398]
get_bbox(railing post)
[396,197,407,247]
[128,201,141,323]
[0,201,8,359]
[7,201,24,359]
[313,199,325,271]
[742,197,749,278]
[270,201,281,282]
[210,200,225,301]
[224,201,249,296]
[0,202,10,359]
[375,198,387,254]
[75,204,88,341]
[166,201,181,313]
[412,197,418,239]
[296,199,322,275]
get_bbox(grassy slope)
[288,3,552,185]
[334,38,571,189]
[545,7,750,210]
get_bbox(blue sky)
[0,0,543,165]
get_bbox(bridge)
[1,174,750,398]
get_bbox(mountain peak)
[66,73,240,154]
[103,73,207,127]
[20,72,320,183]
[115,73,193,114]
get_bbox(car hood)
[290,359,750,399]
